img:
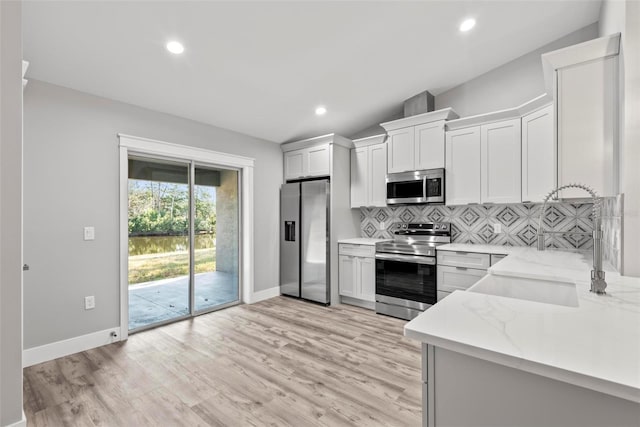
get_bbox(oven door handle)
[375,253,436,265]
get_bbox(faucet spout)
[535,183,606,294]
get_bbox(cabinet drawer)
[437,265,486,292]
[338,243,375,258]
[437,251,490,269]
[490,254,507,266]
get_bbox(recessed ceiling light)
[459,18,476,32]
[315,106,327,116]
[166,41,185,54]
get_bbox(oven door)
[375,253,437,305]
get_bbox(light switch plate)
[84,296,95,310]
[84,226,95,241]
[493,223,502,234]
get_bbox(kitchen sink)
[468,274,579,307]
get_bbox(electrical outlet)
[493,223,502,234]
[380,221,385,229]
[84,226,95,241]
[84,296,95,310]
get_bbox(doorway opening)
[127,157,240,332]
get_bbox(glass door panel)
[128,157,191,331]
[193,166,240,312]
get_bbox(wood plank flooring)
[23,297,422,426]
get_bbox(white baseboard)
[4,410,26,427]
[246,286,280,304]
[23,327,121,367]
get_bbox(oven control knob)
[434,225,440,230]
[441,224,447,230]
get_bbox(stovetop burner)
[376,222,451,257]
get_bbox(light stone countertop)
[436,243,518,255]
[337,238,390,246]
[406,246,640,403]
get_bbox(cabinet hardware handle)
[455,267,468,271]
[455,251,469,255]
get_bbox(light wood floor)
[23,297,422,426]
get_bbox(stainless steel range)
[375,222,451,320]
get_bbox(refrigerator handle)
[284,221,296,242]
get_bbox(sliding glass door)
[193,166,239,312]
[127,157,240,332]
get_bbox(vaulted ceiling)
[23,1,602,142]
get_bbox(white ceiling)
[23,1,602,143]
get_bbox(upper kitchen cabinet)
[522,104,555,202]
[480,118,522,204]
[542,33,620,198]
[445,126,481,205]
[284,143,331,180]
[445,95,553,206]
[351,134,387,208]
[380,108,459,174]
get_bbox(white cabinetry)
[284,143,330,180]
[480,119,521,204]
[446,118,522,205]
[436,251,499,301]
[415,121,447,170]
[350,135,387,208]
[445,127,481,205]
[338,254,356,298]
[542,33,620,198]
[521,104,555,202]
[381,108,459,174]
[387,128,415,173]
[338,243,376,305]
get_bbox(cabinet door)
[557,56,618,198]
[357,257,376,302]
[369,143,388,207]
[284,149,305,180]
[445,127,481,205]
[339,255,356,298]
[415,120,445,170]
[307,144,331,177]
[350,148,368,208]
[387,128,415,173]
[480,119,522,204]
[522,105,555,203]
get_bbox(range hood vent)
[403,90,435,118]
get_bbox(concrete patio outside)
[129,271,238,330]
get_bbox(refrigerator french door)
[280,179,330,304]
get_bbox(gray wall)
[435,23,599,116]
[0,1,24,425]
[23,80,283,348]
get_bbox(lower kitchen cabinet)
[436,250,504,301]
[338,243,376,306]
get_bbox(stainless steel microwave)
[386,168,445,205]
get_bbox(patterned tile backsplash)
[361,200,622,256]
[601,194,623,272]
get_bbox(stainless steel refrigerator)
[280,179,330,304]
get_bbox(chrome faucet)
[535,183,606,294]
